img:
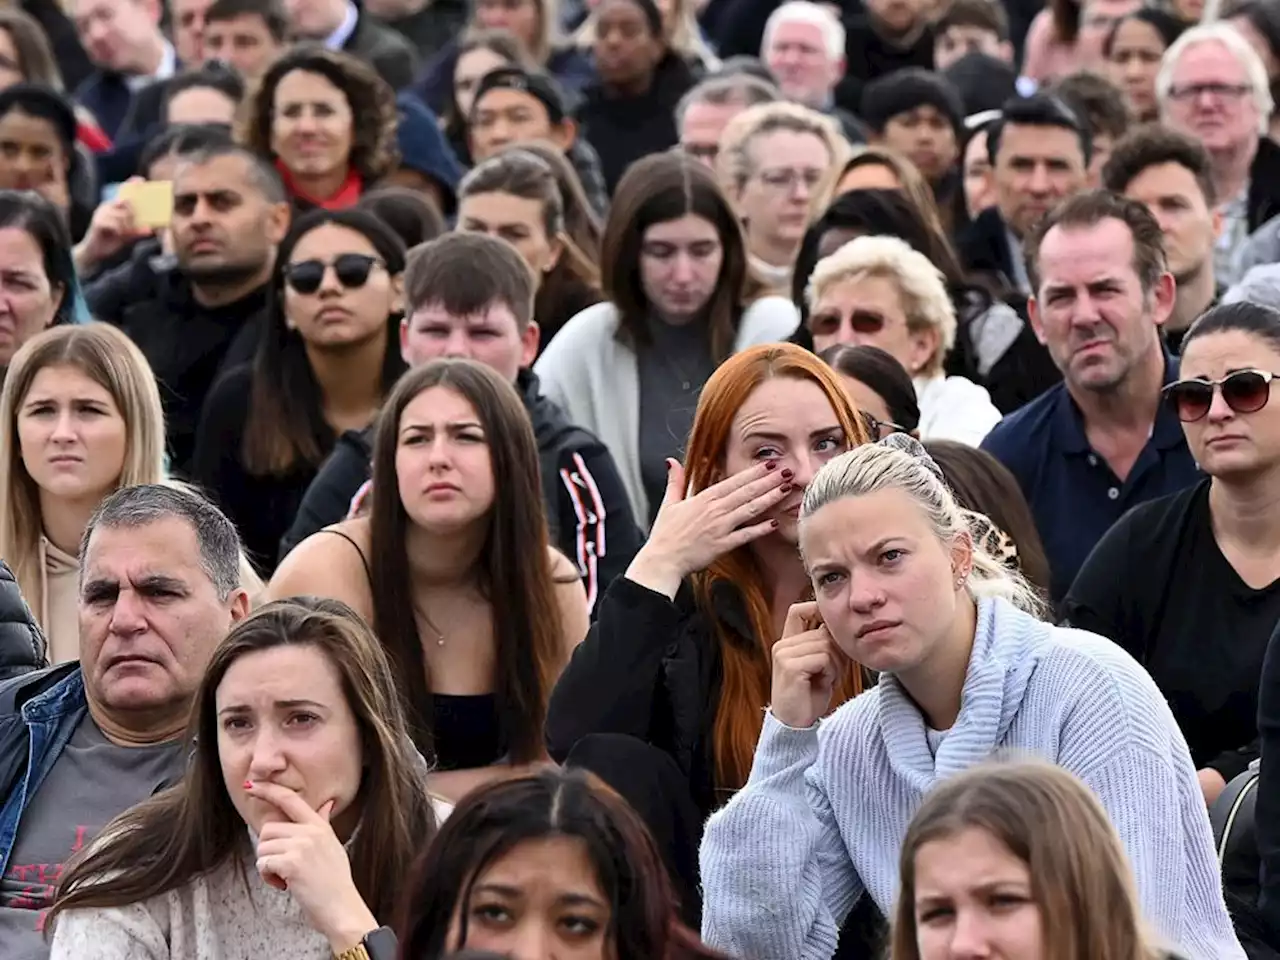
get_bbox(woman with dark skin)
[576,0,698,193]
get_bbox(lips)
[856,619,901,640]
[105,654,159,672]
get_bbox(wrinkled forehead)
[80,520,209,586]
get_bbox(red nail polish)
[766,460,778,470]
[243,779,253,790]
[770,519,779,528]
[780,484,792,494]
[781,468,794,480]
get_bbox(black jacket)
[344,8,419,91]
[1248,137,1280,236]
[85,245,269,476]
[0,562,44,683]
[957,206,1020,294]
[577,54,699,195]
[546,575,735,818]
[278,370,643,612]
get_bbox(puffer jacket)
[0,561,46,682]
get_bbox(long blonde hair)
[0,324,165,625]
[892,761,1166,960]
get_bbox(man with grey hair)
[1158,21,1280,285]
[677,73,781,168]
[0,484,250,959]
[760,1,865,143]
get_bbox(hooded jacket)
[277,370,642,613]
[700,597,1245,960]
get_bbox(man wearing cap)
[859,67,964,191]
[468,65,609,214]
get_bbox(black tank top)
[318,528,506,771]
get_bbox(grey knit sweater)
[699,597,1245,960]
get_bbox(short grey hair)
[800,438,1046,616]
[762,0,846,60]
[1157,23,1274,133]
[675,73,781,128]
[80,484,244,600]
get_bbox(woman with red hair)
[546,341,871,925]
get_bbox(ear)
[553,118,578,151]
[389,272,405,316]
[519,320,541,368]
[399,315,411,362]
[1212,206,1225,240]
[1027,295,1048,346]
[949,527,974,583]
[907,326,940,376]
[997,40,1014,62]
[1149,271,1176,330]
[48,283,66,324]
[227,588,252,623]
[546,232,564,271]
[266,202,291,244]
[832,55,847,82]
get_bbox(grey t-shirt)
[637,317,717,525]
[0,711,184,960]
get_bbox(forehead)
[771,19,827,48]
[750,128,830,162]
[458,48,511,74]
[997,122,1082,161]
[801,486,932,555]
[275,69,346,101]
[474,86,549,118]
[598,0,649,24]
[459,190,542,221]
[207,12,267,32]
[1037,218,1138,282]
[732,376,838,433]
[174,154,255,192]
[411,301,520,327]
[642,213,718,243]
[1182,327,1280,375]
[1173,40,1248,82]
[0,226,46,267]
[217,644,345,703]
[1125,161,1205,201]
[815,273,906,311]
[401,384,480,422]
[24,363,113,399]
[82,518,208,581]
[289,223,377,259]
[683,98,743,129]
[0,110,59,141]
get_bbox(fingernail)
[781,468,794,479]
[243,780,253,790]
[766,460,778,470]
[780,484,792,494]
[770,519,779,527]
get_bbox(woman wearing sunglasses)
[192,208,407,574]
[805,235,1002,447]
[1065,300,1280,808]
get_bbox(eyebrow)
[218,699,328,716]
[741,425,842,442]
[400,420,484,431]
[471,883,606,908]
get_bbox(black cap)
[470,66,568,125]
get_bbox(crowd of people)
[0,0,1278,956]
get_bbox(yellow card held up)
[119,180,174,229]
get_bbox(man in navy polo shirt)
[982,190,1201,603]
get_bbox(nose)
[790,175,812,203]
[846,568,885,613]
[442,328,473,358]
[294,108,319,133]
[670,251,696,284]
[49,408,76,443]
[786,447,820,490]
[504,920,555,960]
[107,589,148,637]
[947,908,994,958]
[247,727,288,780]
[1206,385,1236,422]
[1027,162,1052,195]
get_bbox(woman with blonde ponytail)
[699,434,1245,960]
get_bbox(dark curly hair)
[236,43,399,183]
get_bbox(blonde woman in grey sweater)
[46,598,441,960]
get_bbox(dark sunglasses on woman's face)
[862,411,908,441]
[1162,369,1280,423]
[284,254,384,295]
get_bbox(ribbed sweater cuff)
[747,711,820,786]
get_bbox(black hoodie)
[277,369,642,614]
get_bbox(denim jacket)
[0,663,86,875]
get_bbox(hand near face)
[624,459,791,598]
[248,780,378,953]
[770,600,842,730]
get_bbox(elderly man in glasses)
[1158,21,1280,287]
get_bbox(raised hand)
[625,459,792,598]
[73,178,151,273]
[770,601,842,730]
[247,780,379,954]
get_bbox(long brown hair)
[600,153,760,363]
[367,359,564,764]
[683,343,872,791]
[397,768,728,960]
[892,761,1163,960]
[48,598,438,928]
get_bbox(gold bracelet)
[333,945,370,960]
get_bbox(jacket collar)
[1051,350,1183,454]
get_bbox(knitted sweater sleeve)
[699,713,863,960]
[50,903,168,958]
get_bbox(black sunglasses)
[284,254,384,295]
[862,411,908,441]
[1162,369,1280,423]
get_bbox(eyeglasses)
[1166,82,1253,103]
[284,254,385,295]
[756,168,826,192]
[1162,369,1280,422]
[862,411,908,441]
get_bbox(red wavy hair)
[684,343,872,792]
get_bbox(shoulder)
[267,523,373,610]
[737,296,800,344]
[1029,622,1170,721]
[0,563,45,675]
[536,303,624,369]
[50,899,170,955]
